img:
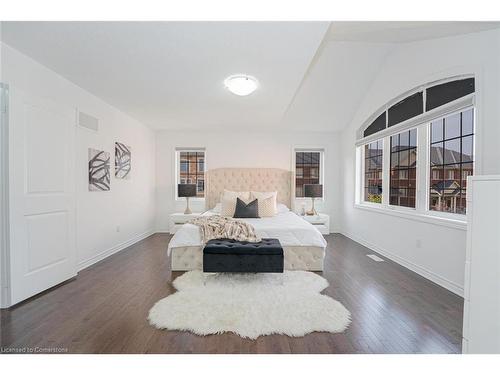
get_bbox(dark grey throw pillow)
[233,198,260,218]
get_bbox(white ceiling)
[326,21,500,43]
[2,21,499,132]
[0,22,329,130]
[281,41,392,131]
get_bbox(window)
[426,78,475,111]
[364,112,386,137]
[197,179,204,193]
[390,129,417,208]
[388,92,423,127]
[295,150,323,198]
[429,108,474,214]
[363,140,383,204]
[462,169,472,180]
[360,77,475,139]
[356,76,476,219]
[177,150,205,198]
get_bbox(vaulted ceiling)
[2,21,499,131]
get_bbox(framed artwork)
[115,142,131,179]
[88,148,110,191]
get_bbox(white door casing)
[9,87,76,305]
[0,82,10,308]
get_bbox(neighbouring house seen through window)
[429,108,474,214]
[390,129,417,208]
[357,77,475,217]
[364,140,383,204]
[295,150,323,197]
[177,150,205,198]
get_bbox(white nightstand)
[169,213,202,234]
[300,213,330,235]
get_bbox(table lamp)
[178,184,197,214]
[304,184,323,216]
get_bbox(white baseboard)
[341,230,464,297]
[77,229,155,271]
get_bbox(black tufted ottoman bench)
[203,238,284,273]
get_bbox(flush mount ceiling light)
[224,75,258,96]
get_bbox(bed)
[168,168,327,271]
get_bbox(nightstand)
[300,213,330,235]
[169,213,202,234]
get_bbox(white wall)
[340,29,500,296]
[156,130,341,232]
[1,42,157,272]
[76,113,156,269]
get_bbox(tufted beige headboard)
[205,168,294,210]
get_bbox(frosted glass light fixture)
[224,75,258,96]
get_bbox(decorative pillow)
[221,197,250,217]
[255,196,277,217]
[250,191,278,217]
[233,198,259,218]
[220,190,251,217]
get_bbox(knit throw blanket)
[187,215,261,244]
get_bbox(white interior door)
[9,87,76,305]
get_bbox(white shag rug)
[148,270,351,339]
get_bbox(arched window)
[356,76,475,218]
[361,77,474,138]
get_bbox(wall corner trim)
[341,230,464,297]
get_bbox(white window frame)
[360,138,385,207]
[293,147,325,201]
[174,147,206,201]
[196,178,204,193]
[386,127,419,212]
[433,169,440,180]
[423,105,476,221]
[355,94,475,229]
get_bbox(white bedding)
[168,210,327,255]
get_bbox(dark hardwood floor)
[0,234,463,354]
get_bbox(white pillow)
[277,203,289,213]
[251,191,278,217]
[221,190,251,217]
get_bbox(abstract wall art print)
[88,148,110,191]
[115,142,131,179]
